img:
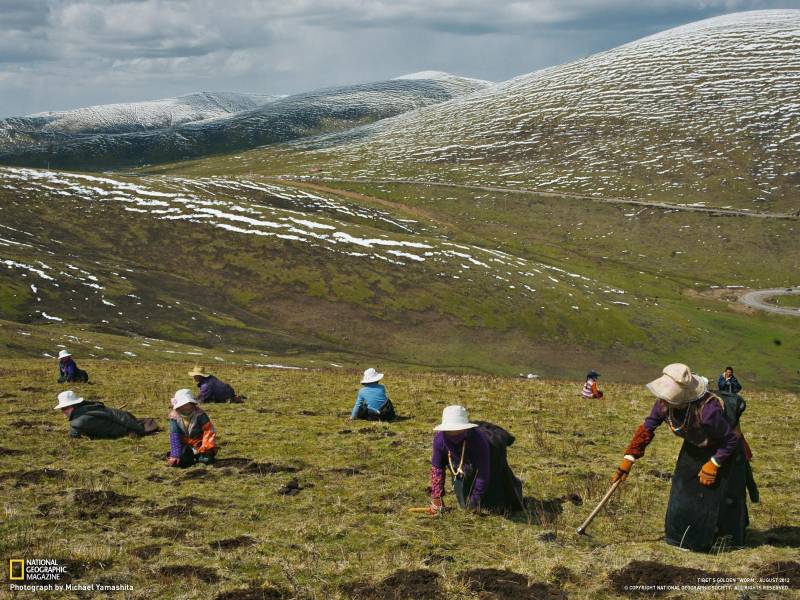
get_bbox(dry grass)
[0,360,798,598]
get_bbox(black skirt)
[665,440,749,551]
[453,422,525,512]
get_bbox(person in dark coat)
[426,405,524,515]
[612,364,752,551]
[188,366,242,403]
[57,349,88,383]
[55,390,158,438]
[717,366,742,394]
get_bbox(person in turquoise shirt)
[350,368,396,421]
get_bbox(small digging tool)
[576,478,623,535]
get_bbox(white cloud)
[0,0,793,117]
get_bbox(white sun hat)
[54,390,84,410]
[57,349,72,359]
[646,363,705,406]
[171,388,198,410]
[361,368,384,384]
[434,405,478,432]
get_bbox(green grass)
[0,361,797,598]
[1,169,798,389]
[767,294,800,309]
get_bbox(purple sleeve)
[168,422,183,458]
[196,382,210,403]
[643,400,667,432]
[468,429,491,507]
[64,360,77,380]
[701,401,740,464]
[431,432,447,468]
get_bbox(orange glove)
[427,497,444,516]
[699,460,719,486]
[611,457,634,483]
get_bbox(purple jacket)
[643,394,740,465]
[431,428,491,506]
[196,375,235,403]
[59,358,77,381]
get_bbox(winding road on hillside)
[740,288,800,315]
[277,176,800,221]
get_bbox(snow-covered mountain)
[0,73,491,169]
[2,92,279,137]
[295,10,800,210]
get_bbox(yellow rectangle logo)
[9,559,25,581]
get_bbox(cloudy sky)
[1,0,796,117]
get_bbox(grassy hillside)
[1,166,798,389]
[1,362,798,598]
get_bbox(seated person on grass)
[189,366,243,403]
[582,370,603,399]
[55,390,159,438]
[57,349,89,383]
[167,389,218,468]
[349,368,395,421]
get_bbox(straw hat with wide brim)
[57,349,72,359]
[54,390,84,410]
[646,363,706,406]
[171,388,199,410]
[434,405,479,432]
[188,365,210,378]
[361,368,384,384]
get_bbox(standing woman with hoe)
[609,363,753,551]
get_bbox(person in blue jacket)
[717,366,742,394]
[349,368,395,421]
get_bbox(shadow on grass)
[747,526,800,548]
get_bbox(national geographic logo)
[9,560,24,581]
[7,559,67,582]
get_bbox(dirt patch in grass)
[179,495,226,508]
[152,504,197,518]
[2,467,66,487]
[242,462,299,475]
[213,457,254,469]
[149,526,188,540]
[72,489,134,508]
[610,561,730,595]
[338,429,353,434]
[19,386,44,392]
[343,568,443,599]
[209,535,257,550]
[158,564,220,583]
[10,419,57,431]
[214,586,289,600]
[298,410,320,416]
[146,473,167,482]
[131,544,163,560]
[648,469,673,481]
[458,569,566,599]
[0,446,22,456]
[327,466,364,476]
[759,561,800,589]
[180,468,216,480]
[524,497,565,525]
